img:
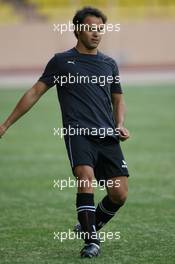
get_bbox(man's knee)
[109,190,128,206]
[74,165,94,191]
[74,166,93,181]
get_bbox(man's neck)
[75,43,97,55]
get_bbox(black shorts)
[64,135,129,182]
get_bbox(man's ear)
[76,30,80,37]
[74,29,80,39]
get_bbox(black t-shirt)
[39,48,122,138]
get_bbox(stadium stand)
[0,0,175,24]
[27,0,175,21]
[0,0,174,77]
[0,2,21,24]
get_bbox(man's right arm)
[0,81,49,138]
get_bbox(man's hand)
[0,124,7,138]
[117,126,130,141]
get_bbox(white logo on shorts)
[122,160,127,168]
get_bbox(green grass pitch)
[0,85,175,263]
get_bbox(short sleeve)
[38,55,58,88]
[110,60,123,94]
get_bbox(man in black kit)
[0,7,130,258]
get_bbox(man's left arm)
[111,93,130,141]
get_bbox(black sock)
[76,193,99,245]
[95,195,122,231]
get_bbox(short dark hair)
[73,6,107,38]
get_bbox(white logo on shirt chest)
[67,60,75,64]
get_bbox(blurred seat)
[0,3,21,24]
[27,0,110,21]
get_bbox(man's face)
[77,16,104,49]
